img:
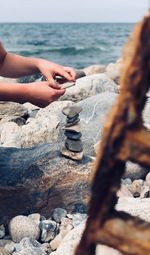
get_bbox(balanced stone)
[61,147,84,161]
[65,118,80,127]
[65,139,83,153]
[65,131,82,140]
[67,114,79,123]
[63,124,80,133]
[62,105,82,118]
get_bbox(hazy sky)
[0,0,148,23]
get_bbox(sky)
[0,0,148,23]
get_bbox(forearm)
[0,52,40,78]
[0,82,27,103]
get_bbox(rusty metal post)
[75,14,150,255]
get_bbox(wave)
[11,45,108,56]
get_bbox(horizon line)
[0,21,136,24]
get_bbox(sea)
[0,23,135,69]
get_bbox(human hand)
[22,81,65,108]
[36,59,76,89]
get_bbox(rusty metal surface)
[75,14,150,255]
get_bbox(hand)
[37,59,76,89]
[22,81,65,108]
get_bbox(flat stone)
[61,147,84,161]
[62,105,82,118]
[64,131,82,140]
[65,139,83,153]
[63,124,80,133]
[65,118,80,127]
[67,114,79,123]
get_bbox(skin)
[0,42,76,107]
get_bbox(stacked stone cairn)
[61,104,84,160]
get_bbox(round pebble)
[9,215,40,243]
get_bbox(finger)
[44,73,61,89]
[63,67,76,80]
[53,88,66,99]
[56,67,75,82]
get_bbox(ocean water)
[0,23,135,69]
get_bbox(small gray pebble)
[52,208,67,223]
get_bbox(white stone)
[83,65,106,76]
[106,60,123,84]
[61,74,118,102]
[9,215,40,243]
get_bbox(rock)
[116,198,150,222]
[28,213,41,227]
[0,116,26,126]
[117,185,133,198]
[23,102,40,118]
[4,241,16,254]
[124,162,149,181]
[65,118,80,127]
[50,233,63,251]
[61,147,84,161]
[140,185,150,198]
[51,223,122,255]
[128,180,142,198]
[13,237,46,255]
[52,198,150,255]
[0,122,21,148]
[0,144,91,224]
[67,115,79,123]
[9,215,40,243]
[121,178,132,186]
[83,65,106,76]
[63,124,81,133]
[0,240,11,247]
[0,76,17,83]
[41,243,52,254]
[62,105,82,118]
[78,92,117,156]
[59,217,73,237]
[52,208,67,223]
[65,139,83,153]
[61,74,118,102]
[106,60,123,84]
[19,101,71,148]
[72,213,87,228]
[0,225,5,239]
[40,219,58,242]
[0,247,11,255]
[65,131,82,140]
[0,102,28,121]
[145,172,150,186]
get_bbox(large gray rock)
[0,102,28,121]
[61,74,118,102]
[0,144,92,224]
[78,92,117,155]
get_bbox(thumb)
[45,73,61,89]
[54,88,66,98]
